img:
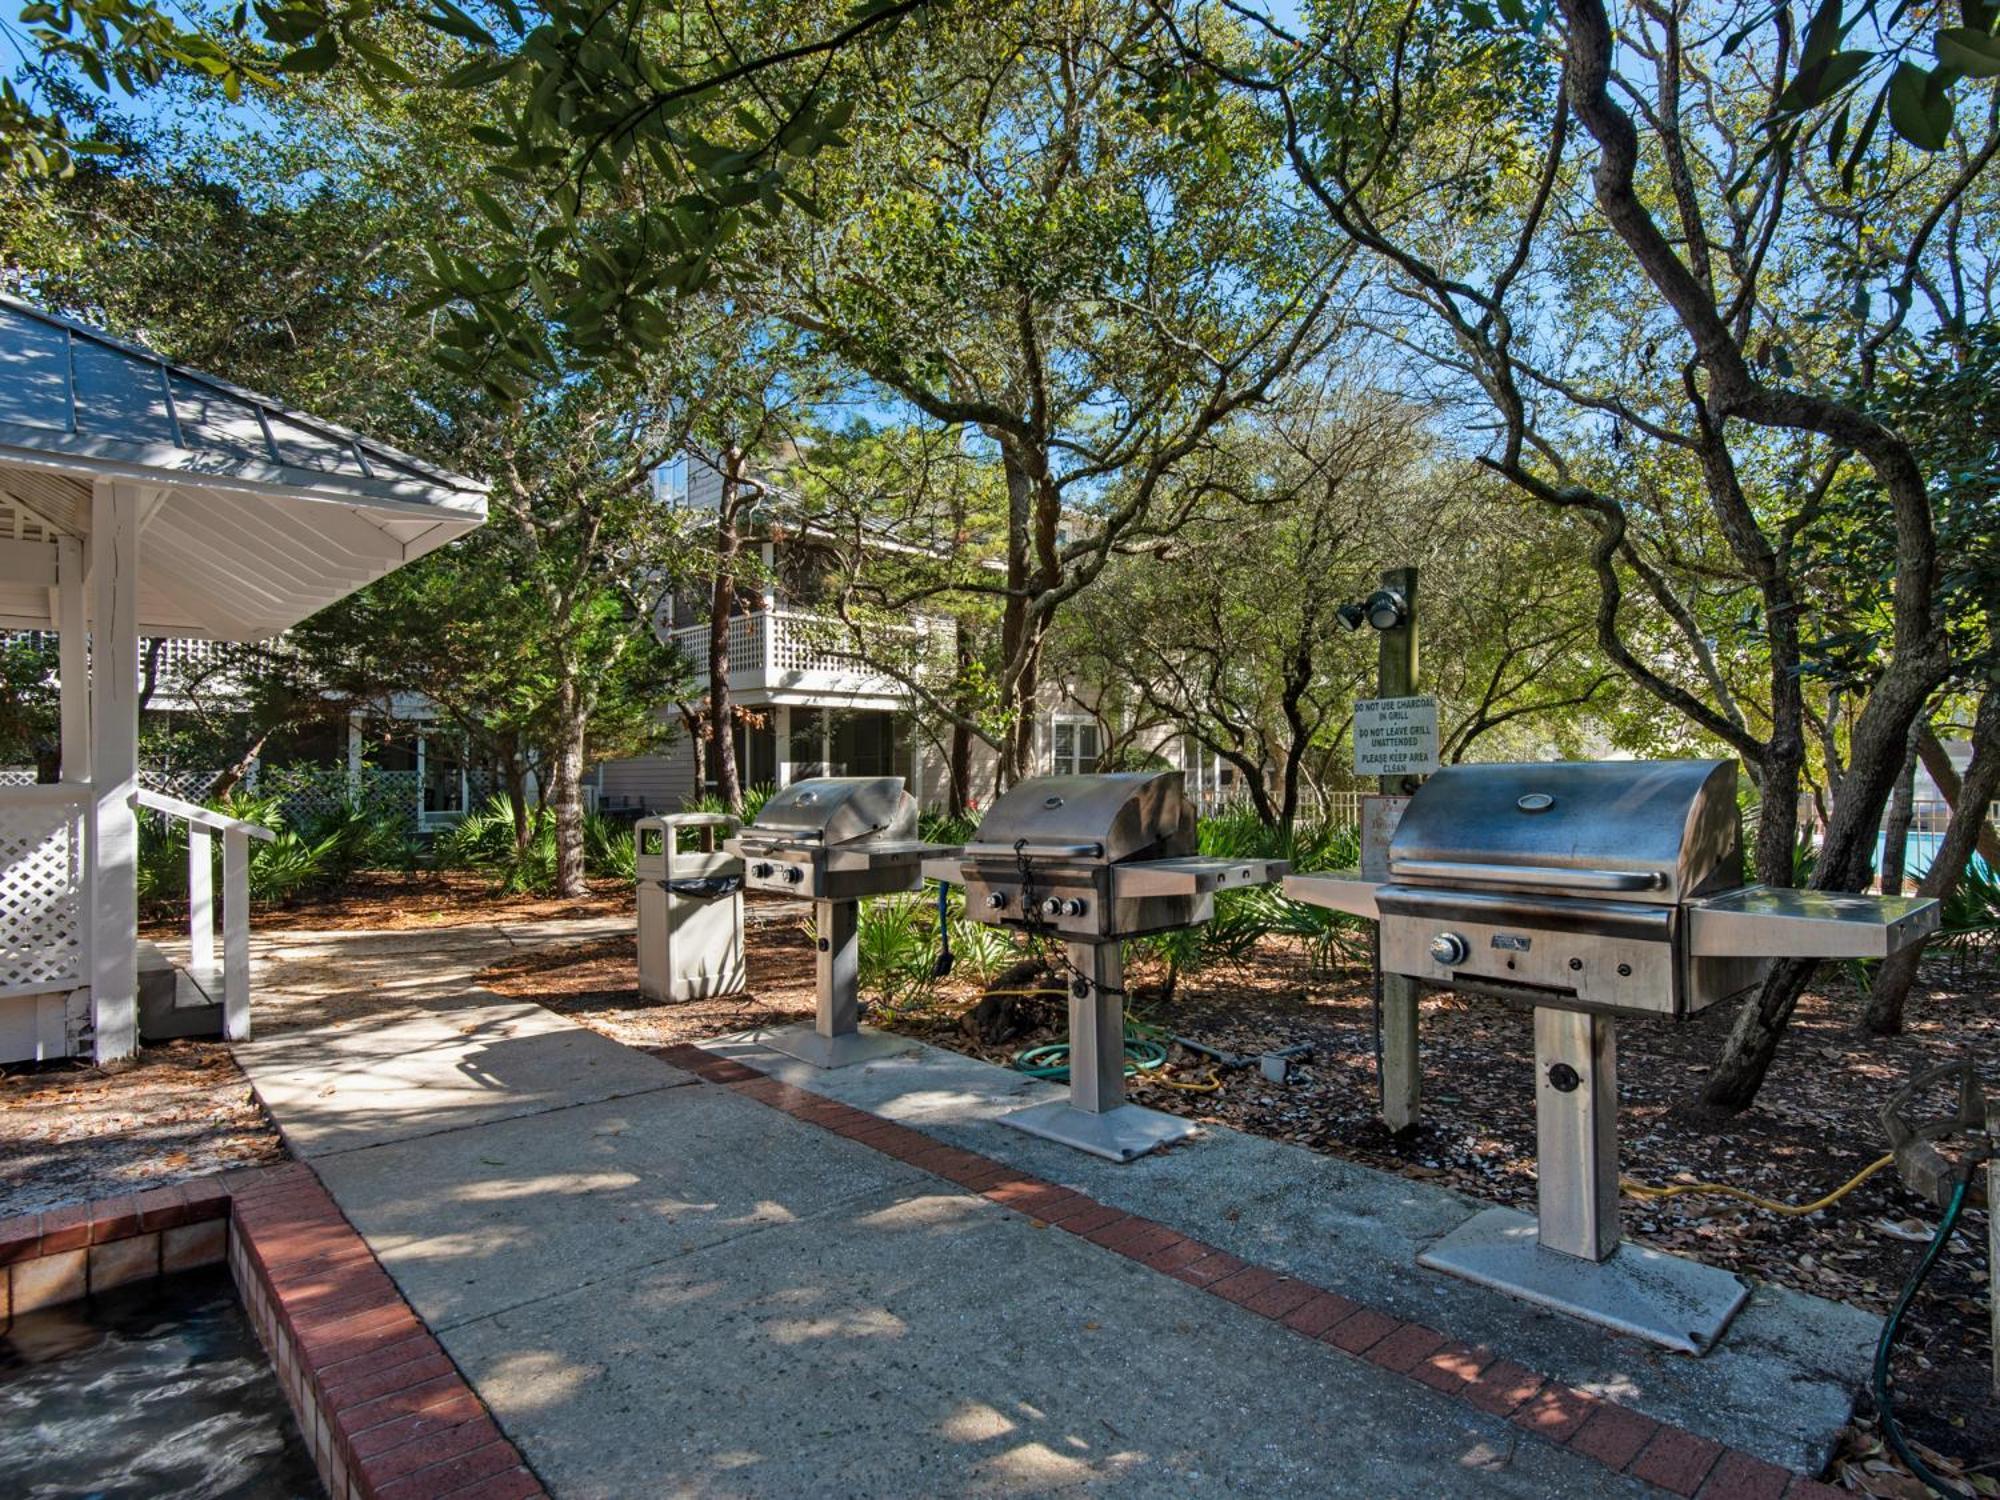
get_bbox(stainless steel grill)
[1288,758,1939,1352]
[930,772,1286,1161]
[725,777,958,1069]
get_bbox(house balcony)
[664,608,934,709]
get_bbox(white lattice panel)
[667,614,766,676]
[0,792,85,998]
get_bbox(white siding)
[598,740,699,813]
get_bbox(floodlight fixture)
[1365,588,1408,631]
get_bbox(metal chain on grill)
[1013,837,1126,998]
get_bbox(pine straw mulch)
[0,1041,286,1221]
[476,915,1999,1490]
[137,869,631,941]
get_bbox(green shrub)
[137,792,416,910]
[433,794,635,894]
[681,782,776,823]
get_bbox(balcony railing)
[664,608,932,694]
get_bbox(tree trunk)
[503,749,530,852]
[949,615,975,815]
[208,729,273,801]
[1917,724,2000,868]
[708,448,746,813]
[1703,657,1945,1110]
[549,682,588,898]
[1864,685,2000,1035]
[1878,724,1921,895]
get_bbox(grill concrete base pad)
[749,1023,918,1070]
[1418,1206,1752,1355]
[998,1099,1198,1162]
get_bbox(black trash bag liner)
[664,876,743,898]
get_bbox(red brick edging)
[651,1043,1840,1500]
[2,1167,544,1500]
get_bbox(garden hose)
[1010,1027,1223,1092]
[1620,1153,1895,1216]
[1871,1174,1974,1500]
[932,881,955,979]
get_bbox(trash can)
[635,813,746,1003]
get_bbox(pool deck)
[231,957,1872,1499]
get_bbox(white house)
[0,295,485,1064]
[596,450,1247,814]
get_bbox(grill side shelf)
[1282,872,1382,920]
[1111,857,1289,899]
[1685,884,1941,959]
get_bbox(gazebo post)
[57,535,89,783]
[89,479,141,1064]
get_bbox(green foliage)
[1936,861,2000,956]
[1130,808,1369,979]
[0,634,59,772]
[682,783,776,822]
[136,794,420,910]
[431,794,633,894]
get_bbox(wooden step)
[137,940,224,1042]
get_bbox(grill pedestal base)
[757,899,915,1070]
[754,1023,915,1071]
[998,940,1196,1162]
[1418,1206,1752,1354]
[998,1098,1197,1163]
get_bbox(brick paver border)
[652,1042,1841,1500]
[2,1167,544,1500]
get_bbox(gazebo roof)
[0,294,487,641]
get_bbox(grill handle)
[1391,859,1665,893]
[964,840,1104,859]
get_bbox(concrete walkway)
[229,938,1872,1498]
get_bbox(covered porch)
[0,294,485,1065]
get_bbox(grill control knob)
[1429,932,1469,967]
[752,863,774,879]
[1042,897,1064,916]
[781,866,804,885]
[1061,898,1086,918]
[985,891,1008,910]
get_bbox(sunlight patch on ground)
[763,1305,908,1345]
[937,1400,1018,1443]
[477,1348,596,1413]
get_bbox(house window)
[1051,717,1100,776]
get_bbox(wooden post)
[187,826,215,973]
[222,826,251,1041]
[89,480,140,1064]
[1377,565,1422,1135]
[57,535,89,785]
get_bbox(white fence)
[1184,780,1363,826]
[0,783,87,999]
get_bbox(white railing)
[1184,779,1363,827]
[0,783,88,1000]
[133,787,275,1041]
[665,608,929,690]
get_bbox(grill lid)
[1389,759,1742,904]
[747,776,917,847]
[967,772,1195,864]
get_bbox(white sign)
[1353,695,1439,777]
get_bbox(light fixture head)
[1336,602,1369,633]
[1364,588,1408,631]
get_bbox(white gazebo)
[0,294,486,1064]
